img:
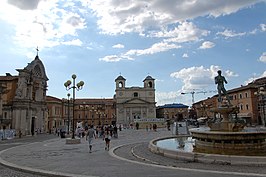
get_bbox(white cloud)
[150,21,209,44]
[156,91,180,106]
[165,22,209,43]
[62,39,83,46]
[182,53,189,58]
[244,71,266,85]
[100,42,181,62]
[260,24,266,31]
[259,52,266,63]
[199,41,215,49]
[0,0,262,51]
[170,65,237,91]
[112,44,125,49]
[0,0,86,49]
[216,29,246,38]
[124,42,181,57]
[99,55,122,62]
[225,70,239,77]
[84,0,260,35]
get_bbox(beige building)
[46,97,116,133]
[46,95,66,133]
[74,98,116,126]
[193,77,266,125]
[0,54,49,136]
[115,75,156,125]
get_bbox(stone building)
[156,103,189,121]
[46,95,66,133]
[46,97,116,133]
[115,75,156,125]
[0,54,48,136]
[74,98,116,127]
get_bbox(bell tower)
[143,75,155,89]
[115,75,126,89]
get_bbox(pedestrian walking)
[86,125,96,153]
[104,131,111,151]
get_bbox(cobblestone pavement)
[0,134,57,177]
[1,129,266,177]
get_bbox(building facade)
[193,77,266,125]
[46,97,116,132]
[0,54,49,136]
[115,75,156,125]
[46,95,67,133]
[74,98,116,127]
[156,103,189,121]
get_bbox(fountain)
[191,69,266,156]
[190,103,266,156]
[149,71,266,164]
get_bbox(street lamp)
[67,93,71,134]
[64,74,84,139]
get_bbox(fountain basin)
[190,127,266,156]
[149,136,266,165]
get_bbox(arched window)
[148,81,153,88]
[119,82,123,88]
[133,92,138,97]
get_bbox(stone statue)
[214,70,231,105]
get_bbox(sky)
[0,0,265,106]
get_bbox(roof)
[227,76,266,93]
[115,75,126,81]
[143,75,155,81]
[0,76,18,81]
[46,95,62,102]
[157,103,189,109]
[75,98,115,105]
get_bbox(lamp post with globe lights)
[67,93,71,134]
[64,74,84,139]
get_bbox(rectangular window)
[4,112,7,118]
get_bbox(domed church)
[0,52,48,136]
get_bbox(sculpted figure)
[215,70,231,105]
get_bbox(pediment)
[123,98,150,104]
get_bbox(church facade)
[115,75,156,125]
[0,54,48,136]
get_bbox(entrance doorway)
[31,117,35,136]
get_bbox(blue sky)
[0,0,265,106]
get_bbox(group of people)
[84,125,116,153]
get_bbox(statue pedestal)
[209,106,244,132]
